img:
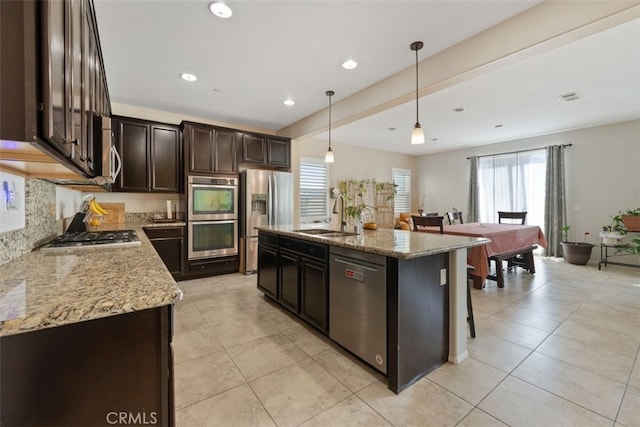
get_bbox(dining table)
[417,222,548,288]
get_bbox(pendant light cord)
[326,90,334,149]
[415,47,419,124]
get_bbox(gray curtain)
[543,145,567,257]
[467,156,480,223]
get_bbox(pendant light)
[325,90,335,163]
[410,41,425,145]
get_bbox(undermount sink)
[293,229,358,237]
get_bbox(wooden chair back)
[498,211,527,225]
[447,211,464,225]
[412,215,444,233]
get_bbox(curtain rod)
[466,143,572,160]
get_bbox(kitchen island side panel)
[387,253,449,393]
[0,305,174,426]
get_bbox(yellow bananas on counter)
[88,199,108,216]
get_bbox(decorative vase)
[560,242,595,265]
[351,212,364,234]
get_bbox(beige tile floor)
[173,258,640,427]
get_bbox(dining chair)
[412,215,444,233]
[498,211,527,225]
[447,211,464,225]
[496,211,535,275]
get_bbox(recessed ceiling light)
[180,73,197,82]
[494,124,503,128]
[283,99,295,106]
[342,59,358,70]
[452,107,465,112]
[209,2,232,18]
[430,138,438,141]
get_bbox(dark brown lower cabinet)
[278,249,300,312]
[299,258,328,332]
[257,233,278,298]
[0,305,174,426]
[145,226,184,280]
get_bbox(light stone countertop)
[0,222,184,337]
[256,225,490,259]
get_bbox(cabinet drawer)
[144,226,184,239]
[280,237,328,261]
[189,256,238,275]
[258,232,278,247]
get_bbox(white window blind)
[299,158,328,220]
[392,168,411,216]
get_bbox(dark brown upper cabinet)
[267,137,290,168]
[242,134,267,164]
[40,0,109,175]
[241,133,291,169]
[183,122,238,176]
[114,116,181,193]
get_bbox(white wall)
[292,138,417,226]
[415,119,640,240]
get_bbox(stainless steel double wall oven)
[187,176,238,259]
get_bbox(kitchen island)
[0,223,183,426]
[255,225,490,393]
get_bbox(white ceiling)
[93,1,640,156]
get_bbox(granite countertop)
[0,222,184,337]
[257,225,490,259]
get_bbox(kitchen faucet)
[332,194,347,232]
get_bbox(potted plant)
[560,226,595,265]
[620,208,640,232]
[600,213,626,245]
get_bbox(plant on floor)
[560,226,594,265]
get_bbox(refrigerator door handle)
[267,174,273,226]
[272,173,278,225]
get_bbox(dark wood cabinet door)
[150,124,180,192]
[242,134,267,164]
[257,245,278,299]
[214,129,237,174]
[116,119,149,191]
[82,3,95,175]
[40,0,71,157]
[68,0,85,168]
[268,137,290,167]
[186,123,215,174]
[278,250,300,313]
[150,238,184,278]
[300,259,328,332]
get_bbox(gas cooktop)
[40,230,141,251]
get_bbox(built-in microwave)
[188,220,238,259]
[188,176,238,221]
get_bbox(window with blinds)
[299,158,328,220]
[392,167,411,216]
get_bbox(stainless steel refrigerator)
[239,169,293,274]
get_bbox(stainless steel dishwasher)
[329,246,387,374]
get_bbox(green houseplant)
[560,226,594,265]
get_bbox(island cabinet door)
[0,306,173,426]
[299,258,328,333]
[278,250,300,313]
[257,244,278,299]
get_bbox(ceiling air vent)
[559,92,580,102]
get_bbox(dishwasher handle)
[332,256,381,272]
